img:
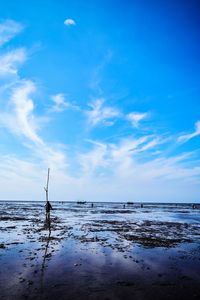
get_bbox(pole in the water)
[44,168,52,221]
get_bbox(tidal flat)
[0,201,200,300]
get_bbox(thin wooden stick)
[44,168,50,203]
[46,168,50,192]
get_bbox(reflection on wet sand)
[0,201,200,300]
[40,218,52,299]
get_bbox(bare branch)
[46,168,50,191]
[44,168,50,203]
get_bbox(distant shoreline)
[0,200,199,205]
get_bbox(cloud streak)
[50,93,80,112]
[10,80,43,144]
[86,98,121,127]
[0,48,27,77]
[126,111,148,128]
[0,19,23,47]
[0,80,45,146]
[178,121,200,143]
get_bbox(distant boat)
[127,202,134,205]
[77,201,86,204]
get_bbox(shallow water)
[0,201,200,300]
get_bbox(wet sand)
[0,201,200,300]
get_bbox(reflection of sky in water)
[0,201,200,299]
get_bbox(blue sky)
[0,0,199,202]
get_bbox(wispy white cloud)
[79,141,108,175]
[0,85,69,178]
[64,19,76,26]
[50,93,79,112]
[72,136,200,202]
[138,138,161,152]
[11,81,43,144]
[86,98,121,127]
[178,121,200,143]
[0,48,27,76]
[0,129,199,201]
[78,135,164,177]
[0,81,70,169]
[0,80,43,144]
[126,111,148,128]
[110,137,149,160]
[0,19,23,47]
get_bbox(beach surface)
[0,201,200,300]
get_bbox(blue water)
[0,201,200,300]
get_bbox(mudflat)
[0,201,200,300]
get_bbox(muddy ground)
[0,202,200,300]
